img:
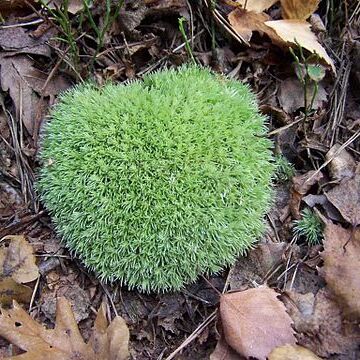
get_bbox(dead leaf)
[210,334,243,360]
[0,235,38,306]
[0,235,38,283]
[325,144,356,181]
[0,277,32,306]
[290,170,323,219]
[0,27,51,57]
[302,194,342,222]
[0,297,130,360]
[283,288,360,357]
[149,294,185,334]
[320,221,360,318]
[0,56,38,136]
[89,301,130,360]
[41,284,90,323]
[265,20,336,72]
[228,242,288,290]
[236,0,278,13]
[228,8,281,43]
[269,344,321,359]
[0,55,70,137]
[219,286,296,359]
[324,168,360,226]
[278,77,327,114]
[281,0,320,20]
[42,0,84,14]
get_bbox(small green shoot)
[289,42,326,121]
[178,17,196,64]
[274,155,295,183]
[293,208,324,245]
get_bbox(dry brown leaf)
[0,235,38,283]
[210,334,243,360]
[290,170,323,219]
[265,20,335,72]
[236,0,278,13]
[41,284,90,323]
[0,55,70,137]
[43,0,84,14]
[0,27,50,56]
[0,297,130,360]
[0,235,38,306]
[277,77,327,114]
[283,288,360,357]
[281,0,320,20]
[219,286,296,359]
[320,221,360,318]
[325,144,356,181]
[324,167,360,226]
[228,242,287,290]
[269,344,321,359]
[0,277,32,306]
[228,8,281,43]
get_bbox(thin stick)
[29,276,40,312]
[306,129,360,183]
[164,310,217,360]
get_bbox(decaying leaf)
[0,277,32,307]
[0,27,51,57]
[325,167,360,226]
[265,20,335,72]
[0,235,38,306]
[0,55,70,137]
[320,221,360,318]
[42,0,84,14]
[283,288,360,357]
[210,334,242,360]
[0,235,39,283]
[236,0,278,13]
[290,170,323,219]
[228,242,288,290]
[0,297,130,360]
[325,144,356,181]
[219,286,296,359]
[228,8,281,43]
[278,77,327,114]
[281,0,320,20]
[269,344,321,359]
[41,284,91,323]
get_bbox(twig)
[163,310,217,360]
[0,18,44,29]
[306,129,360,183]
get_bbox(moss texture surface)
[38,66,274,292]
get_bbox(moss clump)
[293,208,324,245]
[38,65,274,292]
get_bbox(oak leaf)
[218,286,296,360]
[0,297,130,359]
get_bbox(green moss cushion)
[38,65,274,292]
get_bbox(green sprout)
[293,208,324,245]
[274,155,295,183]
[37,65,274,292]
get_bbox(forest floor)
[0,1,359,359]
